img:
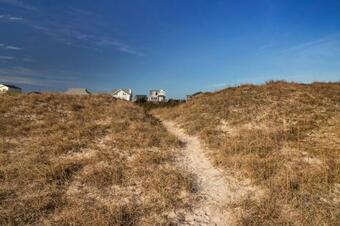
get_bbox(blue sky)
[0,0,339,98]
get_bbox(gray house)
[65,88,91,95]
[186,91,203,101]
[133,95,148,103]
[0,84,22,94]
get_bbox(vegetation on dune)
[0,94,195,225]
[153,81,340,225]
[138,99,185,111]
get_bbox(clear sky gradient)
[0,0,339,98]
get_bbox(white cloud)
[29,24,49,32]
[0,14,24,21]
[0,67,35,76]
[281,38,331,54]
[0,44,22,51]
[96,39,143,56]
[0,56,15,60]
[1,6,141,56]
[6,45,22,50]
[210,83,228,87]
[0,67,76,86]
[68,8,93,16]
[276,35,340,66]
[27,20,142,55]
[0,75,39,85]
[0,0,36,10]
[9,16,23,20]
[257,43,275,51]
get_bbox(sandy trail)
[160,120,257,226]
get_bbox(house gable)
[112,89,132,101]
[112,89,128,96]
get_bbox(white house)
[112,89,132,101]
[148,89,166,102]
[65,88,91,95]
[0,84,22,94]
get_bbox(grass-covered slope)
[0,94,194,225]
[154,81,340,225]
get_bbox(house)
[0,84,22,94]
[112,89,132,101]
[28,91,42,95]
[65,88,91,95]
[133,95,148,103]
[186,91,203,101]
[148,89,166,102]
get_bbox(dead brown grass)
[153,81,340,225]
[0,93,194,225]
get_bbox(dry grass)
[0,93,195,225]
[153,81,340,225]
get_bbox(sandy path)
[160,120,257,226]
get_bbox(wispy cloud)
[0,67,36,77]
[209,82,228,87]
[280,37,332,54]
[26,21,142,55]
[0,0,37,10]
[0,43,22,50]
[8,16,23,20]
[1,6,142,56]
[67,7,93,16]
[278,35,340,65]
[0,56,15,60]
[0,67,76,86]
[0,4,142,56]
[0,75,39,86]
[257,43,276,52]
[6,45,22,50]
[0,14,25,21]
[96,39,143,56]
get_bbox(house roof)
[149,89,165,92]
[0,84,21,89]
[149,89,166,95]
[65,88,91,95]
[112,89,132,95]
[191,91,203,96]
